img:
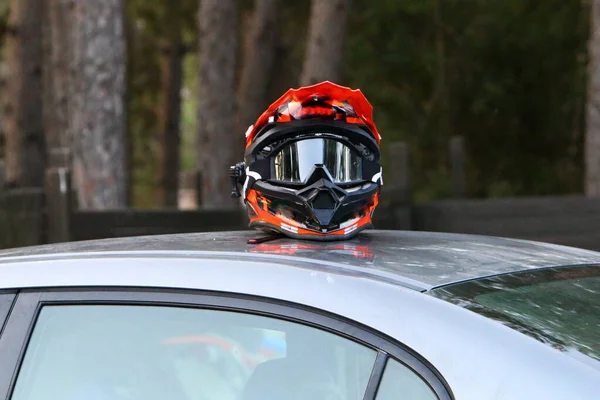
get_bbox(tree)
[587,0,600,197]
[71,0,128,209]
[155,0,184,208]
[43,0,73,168]
[300,0,350,86]
[1,0,44,187]
[236,0,281,146]
[197,0,238,208]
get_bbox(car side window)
[11,304,378,400]
[376,358,438,400]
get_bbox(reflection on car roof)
[0,230,599,289]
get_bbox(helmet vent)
[311,190,336,210]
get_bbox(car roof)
[1,230,599,291]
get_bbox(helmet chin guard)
[230,81,382,241]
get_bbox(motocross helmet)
[230,81,383,241]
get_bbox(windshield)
[429,266,600,366]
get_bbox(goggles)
[272,138,362,184]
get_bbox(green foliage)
[344,0,589,200]
[126,0,161,208]
[127,0,199,208]
[181,53,198,172]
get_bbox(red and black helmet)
[230,81,383,241]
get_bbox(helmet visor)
[272,138,362,183]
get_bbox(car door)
[0,288,453,400]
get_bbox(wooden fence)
[0,157,46,248]
[2,139,600,252]
[0,188,45,249]
[70,210,248,241]
[413,196,600,250]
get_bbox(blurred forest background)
[0,0,598,210]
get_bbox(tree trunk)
[300,0,350,86]
[156,0,184,208]
[197,0,238,209]
[236,0,281,143]
[71,0,128,209]
[1,0,45,188]
[587,0,600,197]
[43,0,73,169]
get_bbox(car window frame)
[0,292,39,400]
[0,292,16,336]
[0,287,454,400]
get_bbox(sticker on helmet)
[344,224,358,235]
[280,222,298,234]
[244,125,254,138]
[371,168,383,185]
